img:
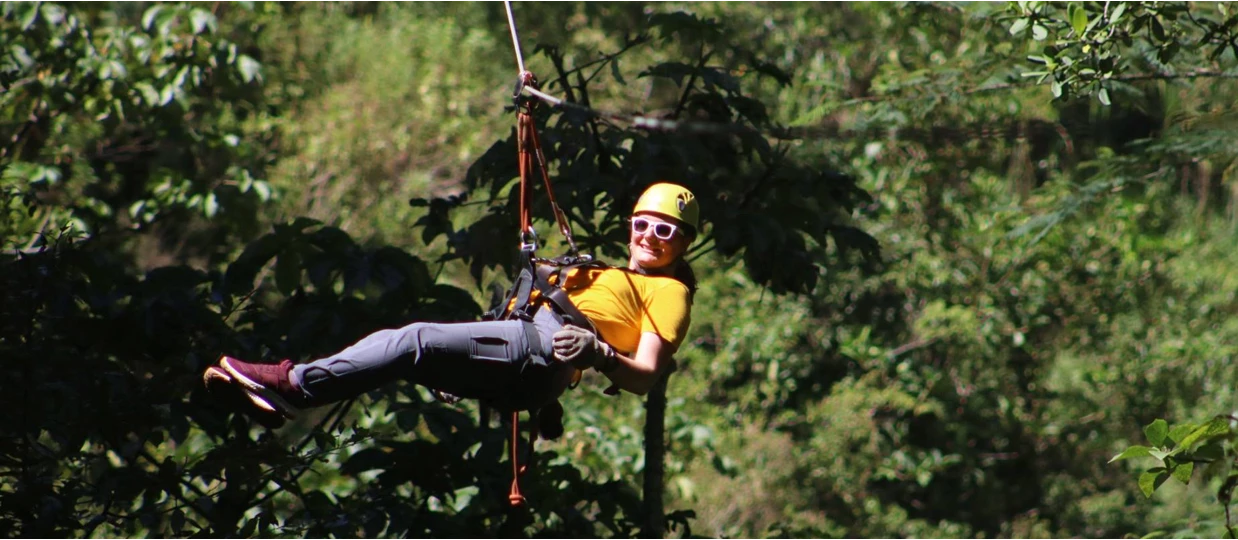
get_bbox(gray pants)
[291,308,574,412]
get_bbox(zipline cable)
[503,1,526,75]
[501,1,764,138]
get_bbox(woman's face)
[627,211,692,272]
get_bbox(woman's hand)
[551,325,617,371]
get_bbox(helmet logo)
[676,192,692,212]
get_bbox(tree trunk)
[642,372,670,539]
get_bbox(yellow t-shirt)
[562,267,692,354]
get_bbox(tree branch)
[833,68,1238,110]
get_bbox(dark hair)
[671,260,697,298]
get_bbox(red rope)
[514,72,575,252]
[508,411,527,507]
[518,113,534,238]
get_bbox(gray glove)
[552,324,618,372]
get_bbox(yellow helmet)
[633,183,699,232]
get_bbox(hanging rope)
[515,86,579,254]
[504,1,579,509]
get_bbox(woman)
[204,183,699,428]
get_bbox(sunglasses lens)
[632,217,677,240]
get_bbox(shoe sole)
[203,366,287,429]
[218,357,301,420]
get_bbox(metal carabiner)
[519,226,539,252]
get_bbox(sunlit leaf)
[19,3,39,31]
[1176,416,1232,450]
[135,82,160,106]
[1070,5,1088,35]
[237,54,261,83]
[1111,2,1126,23]
[1138,468,1170,498]
[141,5,162,30]
[190,8,216,34]
[1109,445,1153,463]
[1145,419,1168,446]
[1010,18,1029,35]
[1171,462,1194,485]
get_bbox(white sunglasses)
[630,217,681,240]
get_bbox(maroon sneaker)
[203,365,288,429]
[213,356,305,421]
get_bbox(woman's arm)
[600,331,675,395]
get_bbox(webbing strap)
[515,73,578,255]
[533,263,595,331]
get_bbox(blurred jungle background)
[4,2,1238,537]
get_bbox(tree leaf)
[190,8,216,34]
[39,3,65,25]
[1194,441,1225,462]
[1138,468,1170,498]
[1098,87,1111,106]
[135,82,160,106]
[203,192,218,218]
[1111,2,1127,23]
[1110,445,1153,463]
[225,234,282,292]
[107,60,128,80]
[19,3,38,31]
[253,180,272,201]
[1070,5,1088,36]
[1176,416,1231,450]
[237,54,261,83]
[1010,18,1029,35]
[275,249,301,296]
[1167,423,1197,445]
[1150,16,1166,42]
[610,57,626,85]
[1145,419,1168,446]
[1032,24,1048,41]
[141,5,162,31]
[1171,462,1194,485]
[155,8,178,36]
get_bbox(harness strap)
[533,263,595,331]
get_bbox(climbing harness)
[481,2,624,508]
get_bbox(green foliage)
[260,4,510,247]
[6,2,1238,539]
[1111,416,1237,528]
[1,2,276,261]
[1009,2,1238,104]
